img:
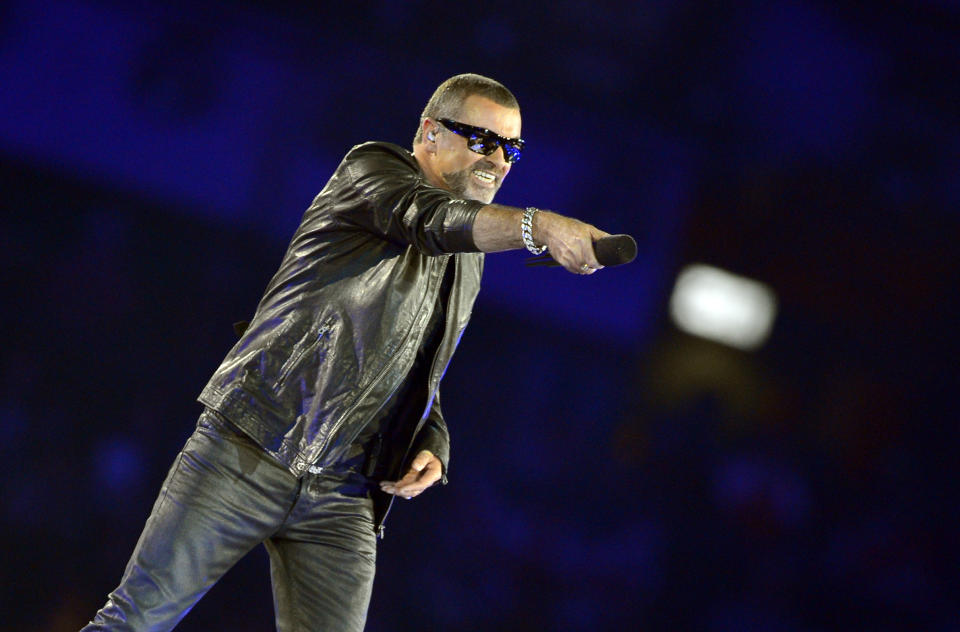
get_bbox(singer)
[83,73,610,631]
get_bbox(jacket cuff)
[411,421,450,485]
[438,199,484,253]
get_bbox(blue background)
[1,1,957,629]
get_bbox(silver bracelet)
[521,207,547,255]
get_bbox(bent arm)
[409,391,450,484]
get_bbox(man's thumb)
[412,450,432,471]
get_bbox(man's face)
[432,95,522,204]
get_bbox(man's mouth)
[471,168,497,186]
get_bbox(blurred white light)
[669,264,778,350]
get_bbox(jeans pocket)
[195,409,252,447]
[195,409,227,436]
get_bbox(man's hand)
[379,450,443,500]
[535,211,609,275]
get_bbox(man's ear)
[422,119,439,152]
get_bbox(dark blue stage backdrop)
[1,1,957,630]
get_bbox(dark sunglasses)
[437,118,525,164]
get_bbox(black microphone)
[525,234,638,268]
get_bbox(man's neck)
[412,143,446,189]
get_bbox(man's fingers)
[545,217,609,275]
[379,481,426,499]
[380,483,423,499]
[380,470,418,492]
[558,243,601,274]
[392,463,442,496]
[582,240,602,271]
[581,224,608,270]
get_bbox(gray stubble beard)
[441,162,500,204]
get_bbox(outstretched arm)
[339,144,610,271]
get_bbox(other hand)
[379,450,443,500]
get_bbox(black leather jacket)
[198,142,485,499]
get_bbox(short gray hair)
[413,73,519,145]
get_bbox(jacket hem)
[197,385,310,476]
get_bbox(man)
[84,73,608,631]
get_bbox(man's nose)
[489,145,510,170]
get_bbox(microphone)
[525,234,637,268]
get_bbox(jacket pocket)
[274,317,336,389]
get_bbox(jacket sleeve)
[410,390,450,485]
[332,143,485,256]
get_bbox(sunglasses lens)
[503,143,522,164]
[466,133,498,156]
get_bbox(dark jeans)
[82,410,377,631]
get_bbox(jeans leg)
[265,467,378,632]
[83,411,300,631]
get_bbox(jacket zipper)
[376,256,457,539]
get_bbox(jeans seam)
[150,450,187,525]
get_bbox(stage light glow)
[669,264,777,350]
